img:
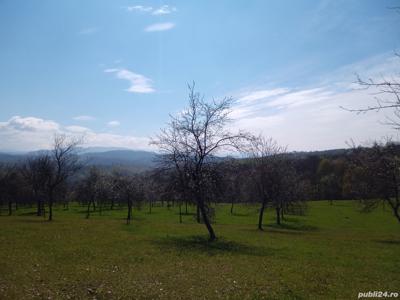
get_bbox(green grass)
[0,200,399,299]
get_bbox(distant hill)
[0,149,158,171]
[81,150,157,169]
[0,152,24,164]
[0,147,353,170]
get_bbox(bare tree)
[247,135,307,228]
[151,83,248,241]
[21,156,51,216]
[0,165,22,216]
[111,171,143,225]
[247,136,287,229]
[76,167,103,219]
[44,135,82,221]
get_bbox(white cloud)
[126,4,177,15]
[104,68,155,93]
[73,115,95,121]
[152,5,177,15]
[0,116,151,152]
[107,120,120,127]
[78,27,98,35]
[144,22,175,32]
[0,116,60,132]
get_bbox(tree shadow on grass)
[375,239,400,245]
[13,218,48,223]
[152,235,275,257]
[267,222,318,232]
[231,212,251,217]
[18,211,38,216]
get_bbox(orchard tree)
[21,156,51,216]
[151,83,248,241]
[111,171,143,225]
[247,135,306,228]
[44,135,82,221]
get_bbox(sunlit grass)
[0,200,399,299]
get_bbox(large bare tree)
[151,83,248,241]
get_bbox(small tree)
[111,171,143,225]
[247,135,305,228]
[0,165,22,216]
[76,167,103,219]
[21,156,51,216]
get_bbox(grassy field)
[0,200,399,299]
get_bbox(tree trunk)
[126,200,132,225]
[196,205,201,223]
[198,201,216,241]
[36,198,42,216]
[258,200,266,230]
[230,200,234,215]
[394,205,400,223]
[276,207,281,225]
[48,200,53,221]
[8,200,12,216]
[179,202,182,224]
[86,199,92,219]
[185,199,188,214]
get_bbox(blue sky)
[0,0,399,152]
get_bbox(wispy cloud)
[229,54,399,151]
[78,27,99,35]
[239,88,289,103]
[126,4,177,15]
[73,115,95,121]
[144,22,175,32]
[104,68,155,93]
[107,120,120,127]
[152,5,177,15]
[127,5,153,13]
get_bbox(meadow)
[0,200,399,299]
